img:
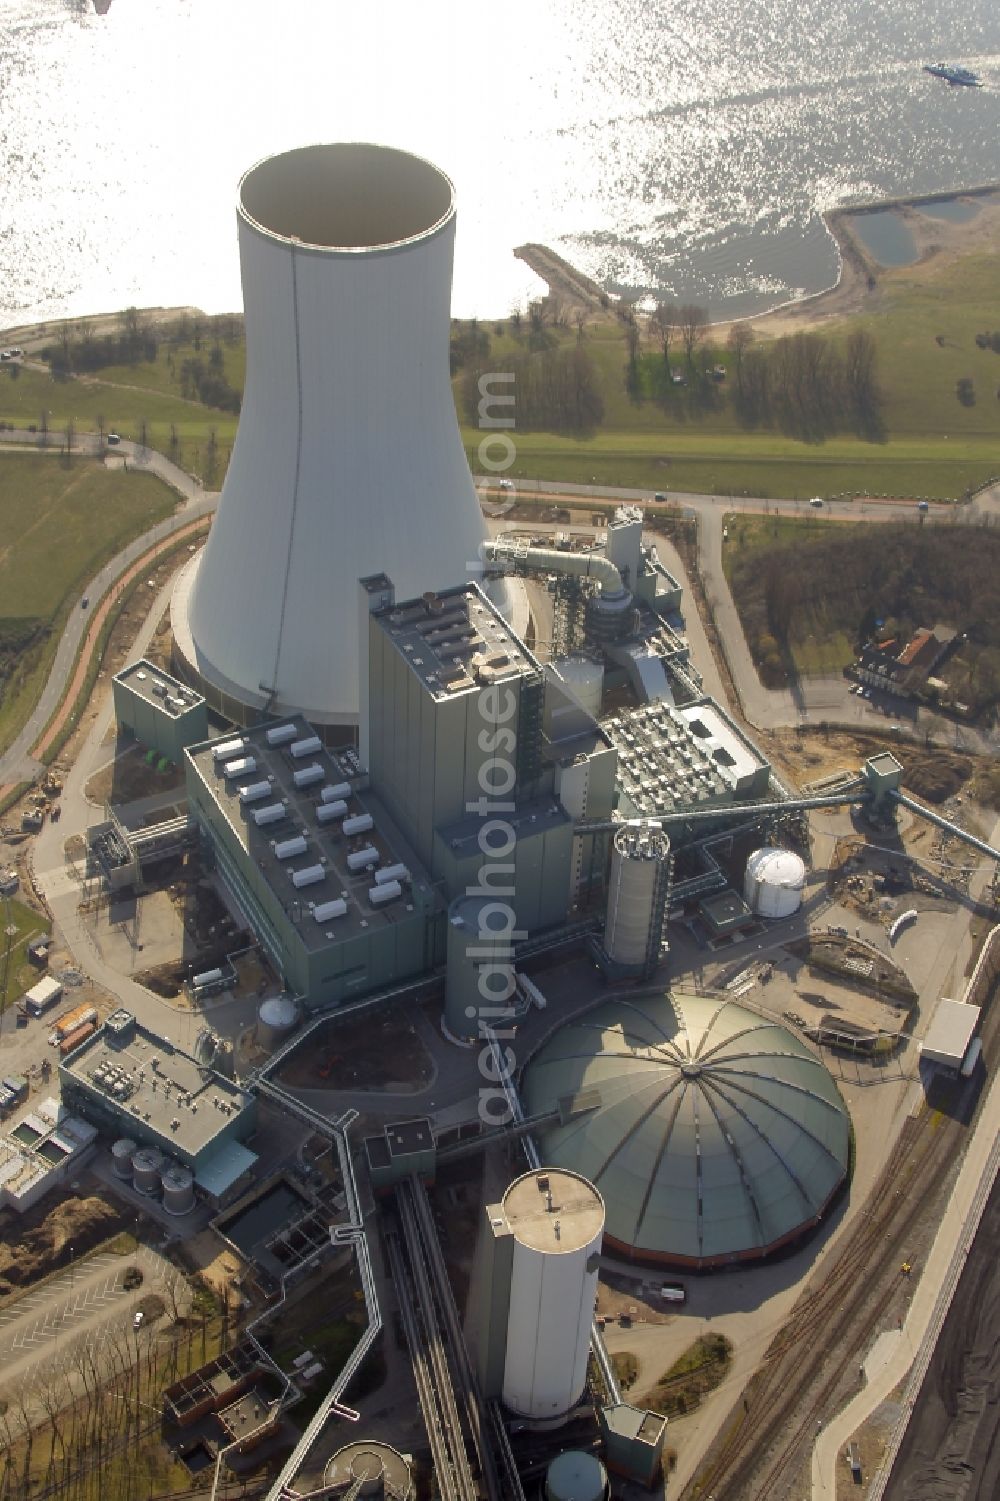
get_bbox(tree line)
[461,344,604,435]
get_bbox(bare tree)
[651,301,678,369]
[727,323,755,396]
[679,305,708,368]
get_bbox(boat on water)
[924,62,982,87]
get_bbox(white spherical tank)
[257,995,301,1051]
[172,142,496,729]
[160,1164,196,1217]
[131,1147,163,1196]
[605,824,671,970]
[552,653,605,718]
[501,1168,605,1422]
[546,1451,609,1501]
[744,846,806,919]
[112,1137,137,1180]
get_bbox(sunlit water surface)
[2,0,1000,324]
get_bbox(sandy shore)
[514,185,1000,343]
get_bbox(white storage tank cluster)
[161,1163,196,1216]
[744,846,806,918]
[546,1452,609,1501]
[112,1137,136,1180]
[500,1168,605,1422]
[604,823,671,969]
[257,995,302,1050]
[132,1146,164,1195]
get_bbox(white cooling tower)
[172,142,494,729]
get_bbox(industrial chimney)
[172,142,493,730]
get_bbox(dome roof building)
[522,992,850,1268]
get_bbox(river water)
[2,0,999,325]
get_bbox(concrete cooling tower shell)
[172,142,493,728]
[522,992,850,1269]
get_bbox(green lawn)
[0,451,175,754]
[0,895,52,1013]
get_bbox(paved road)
[0,430,215,785]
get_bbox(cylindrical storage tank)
[132,1147,163,1196]
[546,1452,609,1501]
[172,142,499,730]
[552,653,604,718]
[112,1137,137,1179]
[605,824,671,972]
[501,1169,605,1422]
[744,847,806,919]
[257,995,301,1051]
[444,893,502,1045]
[160,1164,196,1216]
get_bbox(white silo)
[132,1146,163,1196]
[744,846,806,919]
[160,1163,196,1216]
[112,1137,137,1180]
[604,823,672,975]
[500,1168,605,1423]
[172,142,497,730]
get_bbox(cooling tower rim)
[237,141,457,256]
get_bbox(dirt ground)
[0,1193,130,1298]
[276,1003,434,1092]
[84,741,185,808]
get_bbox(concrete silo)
[172,142,495,730]
[499,1168,604,1423]
[546,1452,609,1501]
[604,823,672,976]
[131,1146,163,1196]
[111,1137,136,1180]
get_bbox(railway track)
[685,1079,979,1501]
[391,1183,478,1501]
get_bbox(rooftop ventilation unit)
[346,845,379,872]
[312,898,348,923]
[342,813,374,837]
[253,803,286,827]
[239,781,272,805]
[316,800,348,824]
[293,764,324,789]
[274,835,308,861]
[289,735,322,759]
[321,783,352,803]
[212,737,245,762]
[265,723,297,746]
[291,864,325,890]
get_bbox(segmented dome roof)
[523,992,850,1267]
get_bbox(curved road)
[0,431,216,786]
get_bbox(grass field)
[3,240,1000,505]
[0,452,175,754]
[0,895,51,1012]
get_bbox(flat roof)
[61,1015,252,1158]
[437,795,570,858]
[921,997,981,1066]
[501,1168,605,1253]
[186,716,429,952]
[195,1139,258,1197]
[371,581,539,701]
[699,888,753,933]
[606,696,766,818]
[115,659,205,718]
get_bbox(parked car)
[133,1311,144,1330]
